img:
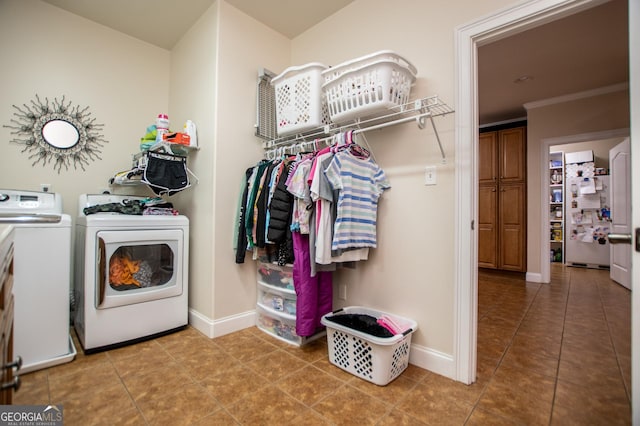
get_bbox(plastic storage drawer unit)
[257,262,294,291]
[258,281,296,316]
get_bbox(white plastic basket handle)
[321,59,418,90]
[271,62,328,85]
[323,50,418,78]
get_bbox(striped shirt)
[324,150,390,250]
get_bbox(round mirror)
[42,119,79,149]
[5,95,107,173]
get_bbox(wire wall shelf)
[262,95,454,162]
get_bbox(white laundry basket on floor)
[321,306,418,386]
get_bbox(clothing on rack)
[293,232,332,336]
[235,167,255,264]
[235,159,295,265]
[234,131,390,338]
[325,148,390,250]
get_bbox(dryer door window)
[96,229,184,309]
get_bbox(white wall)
[0,0,170,219]
[168,1,219,318]
[211,1,290,324]
[289,0,514,363]
[168,0,290,334]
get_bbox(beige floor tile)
[501,345,558,378]
[347,373,418,405]
[396,382,474,425]
[378,409,428,425]
[279,336,328,363]
[508,330,562,360]
[477,364,555,425]
[199,364,270,408]
[244,349,307,382]
[46,350,110,380]
[12,371,50,405]
[48,362,121,402]
[136,382,221,425]
[552,378,631,425]
[276,364,344,406]
[557,355,625,390]
[57,381,137,425]
[466,407,522,425]
[192,409,240,425]
[11,265,630,425]
[214,333,280,362]
[421,372,485,406]
[226,385,308,425]
[105,338,163,362]
[401,363,430,383]
[122,361,194,405]
[312,384,391,426]
[290,408,335,425]
[109,345,173,379]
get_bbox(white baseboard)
[188,308,256,339]
[526,272,543,283]
[408,343,455,380]
[189,308,456,380]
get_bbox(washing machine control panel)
[0,189,62,214]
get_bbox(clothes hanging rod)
[262,95,453,162]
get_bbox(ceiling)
[40,0,628,125]
[478,0,628,124]
[41,0,355,47]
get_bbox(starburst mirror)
[4,95,108,173]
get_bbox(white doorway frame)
[453,0,618,385]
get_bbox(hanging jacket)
[254,162,277,248]
[244,161,270,249]
[267,160,294,243]
[235,166,254,264]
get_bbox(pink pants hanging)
[292,232,333,336]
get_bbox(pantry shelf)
[262,95,454,162]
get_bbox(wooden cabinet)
[0,225,19,404]
[478,126,527,272]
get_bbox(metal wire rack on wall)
[261,95,454,163]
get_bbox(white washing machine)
[74,194,189,352]
[0,189,76,373]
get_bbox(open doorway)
[454,0,630,387]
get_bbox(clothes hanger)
[345,130,370,159]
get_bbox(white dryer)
[0,189,76,373]
[74,194,189,352]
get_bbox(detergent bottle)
[155,114,170,142]
[183,120,198,148]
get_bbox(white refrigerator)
[564,175,611,268]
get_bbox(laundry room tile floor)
[14,265,631,425]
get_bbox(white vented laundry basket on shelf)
[321,51,418,124]
[271,62,330,136]
[321,306,418,386]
